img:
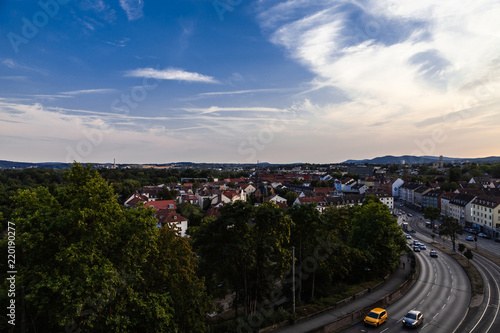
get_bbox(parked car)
[430,250,438,257]
[478,233,492,239]
[465,236,474,241]
[419,244,426,250]
[465,228,478,234]
[402,310,424,328]
[495,238,500,243]
[364,308,388,327]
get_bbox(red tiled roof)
[145,200,177,211]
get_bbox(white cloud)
[182,106,291,114]
[59,89,118,95]
[196,88,289,97]
[119,0,144,21]
[256,0,500,158]
[125,67,218,83]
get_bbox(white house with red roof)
[154,209,189,237]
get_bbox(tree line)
[1,164,406,332]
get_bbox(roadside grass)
[294,279,384,317]
[432,243,484,296]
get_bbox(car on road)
[413,246,421,252]
[465,228,478,234]
[419,244,426,250]
[402,310,424,328]
[406,235,412,239]
[478,233,492,239]
[466,235,474,241]
[408,213,413,217]
[430,250,438,257]
[413,240,420,246]
[364,308,387,327]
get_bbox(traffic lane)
[410,216,500,333]
[458,232,500,257]
[400,206,500,257]
[459,255,500,333]
[341,244,470,333]
[392,245,470,333]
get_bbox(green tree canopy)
[1,163,210,332]
[439,216,463,253]
[348,201,406,276]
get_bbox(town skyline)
[1,1,500,164]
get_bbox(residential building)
[471,195,500,237]
[347,165,374,178]
[422,189,444,210]
[414,186,432,209]
[448,193,476,225]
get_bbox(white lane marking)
[420,299,425,304]
[474,260,500,333]
[434,313,439,318]
[380,328,389,333]
[469,261,491,333]
[427,292,431,296]
[442,304,446,309]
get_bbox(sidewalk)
[272,256,412,332]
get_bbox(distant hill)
[343,155,500,164]
[0,160,73,169]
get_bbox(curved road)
[342,235,471,333]
[402,206,500,333]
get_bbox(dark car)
[430,250,438,258]
[495,238,500,243]
[403,310,424,328]
[413,246,420,252]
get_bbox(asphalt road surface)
[342,234,471,333]
[402,206,500,333]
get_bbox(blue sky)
[1,0,500,164]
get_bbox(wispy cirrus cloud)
[125,67,218,83]
[256,0,500,157]
[105,38,130,47]
[119,0,144,21]
[1,58,44,74]
[197,88,290,97]
[181,106,292,115]
[59,88,119,95]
